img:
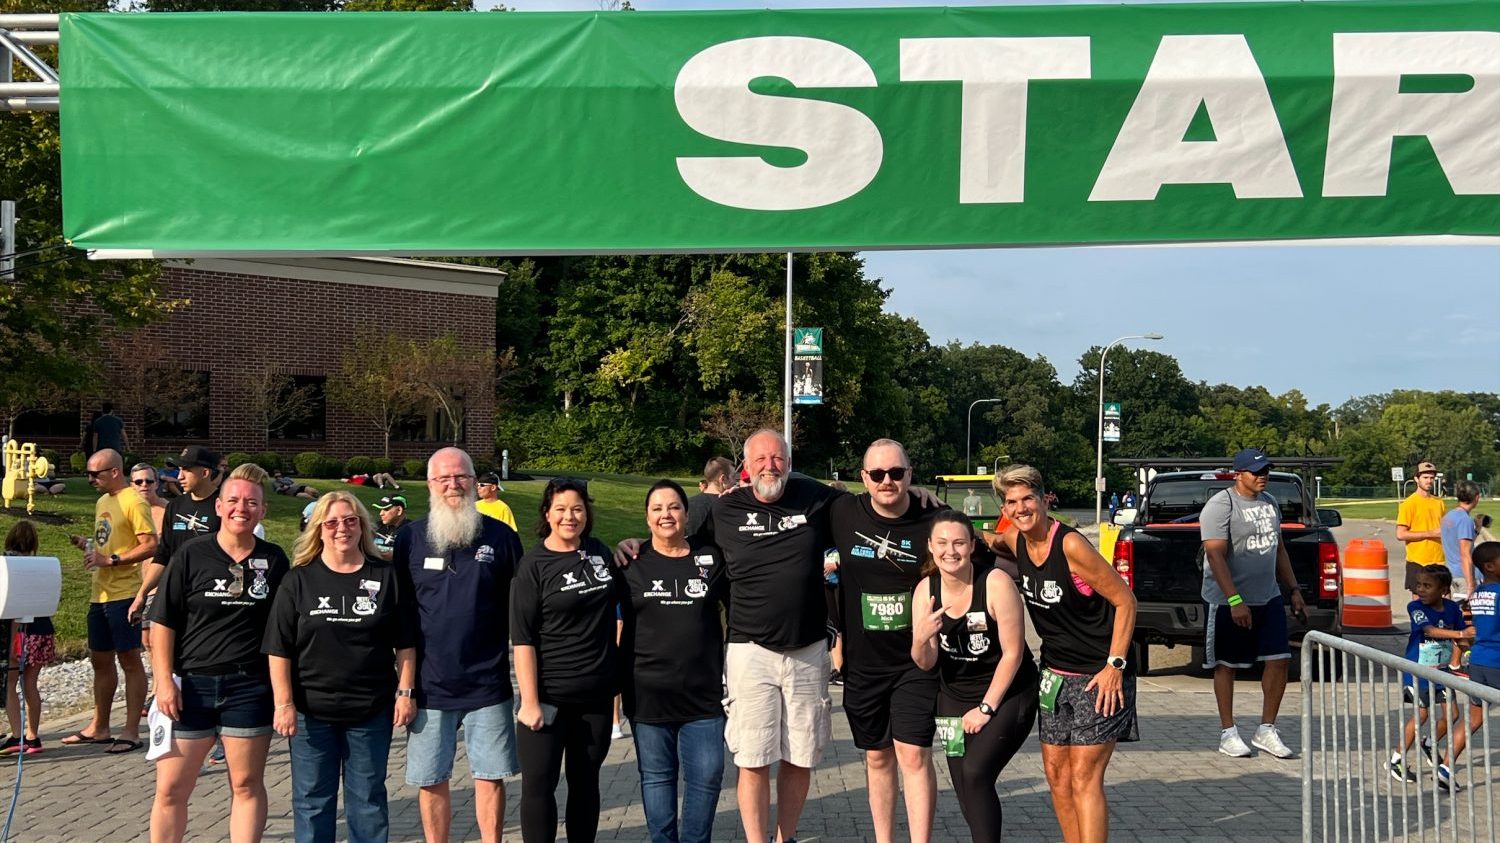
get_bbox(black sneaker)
[0,737,21,755]
[1388,756,1416,782]
[828,670,843,686]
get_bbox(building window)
[392,402,465,444]
[267,375,326,441]
[144,370,210,439]
[11,403,80,438]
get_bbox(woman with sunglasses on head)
[617,480,728,843]
[911,511,1038,843]
[147,472,290,843]
[263,491,417,843]
[511,478,621,843]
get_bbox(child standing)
[1388,565,1473,789]
[2,521,55,754]
[1461,542,1500,757]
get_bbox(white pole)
[784,252,793,463]
[966,398,1003,475]
[1094,333,1163,526]
[0,200,14,280]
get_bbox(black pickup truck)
[1107,459,1344,675]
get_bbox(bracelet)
[275,703,294,711]
[1227,594,1244,607]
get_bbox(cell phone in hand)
[540,703,558,727]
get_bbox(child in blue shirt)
[1388,565,1472,788]
[1462,543,1500,744]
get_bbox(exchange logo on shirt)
[738,511,807,536]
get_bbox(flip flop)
[60,730,111,746]
[104,739,143,754]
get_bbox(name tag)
[249,559,269,571]
[360,580,382,592]
[423,557,445,571]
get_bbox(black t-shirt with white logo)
[829,492,945,680]
[261,556,417,724]
[697,477,842,652]
[373,519,404,559]
[150,534,289,675]
[153,491,221,568]
[509,537,622,706]
[619,541,727,723]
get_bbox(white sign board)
[1390,466,1405,482]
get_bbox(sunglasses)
[85,468,115,479]
[321,515,362,531]
[1248,467,1272,477]
[864,467,908,483]
[547,477,590,492]
[131,478,157,486]
[225,562,244,599]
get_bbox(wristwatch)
[109,553,121,567]
[1106,655,1128,671]
[395,689,415,698]
[977,702,995,716]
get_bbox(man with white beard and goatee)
[393,447,525,843]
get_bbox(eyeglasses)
[131,478,156,486]
[428,474,474,487]
[321,515,362,531]
[863,467,908,483]
[225,562,244,599]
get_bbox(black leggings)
[938,690,1038,843]
[515,700,614,843]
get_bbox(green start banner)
[60,2,1499,256]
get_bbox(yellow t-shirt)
[91,486,155,603]
[1397,492,1446,564]
[475,497,517,532]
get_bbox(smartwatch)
[395,689,415,698]
[1106,656,1128,671]
[110,553,122,567]
[977,702,995,716]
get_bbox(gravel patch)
[25,657,156,723]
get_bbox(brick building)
[20,257,504,468]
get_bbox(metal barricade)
[1301,630,1499,843]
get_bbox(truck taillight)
[1318,541,1340,599]
[1113,539,1135,590]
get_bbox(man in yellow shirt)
[1397,461,1446,596]
[65,448,157,753]
[475,472,518,531]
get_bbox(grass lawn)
[1320,499,1500,522]
[0,471,683,657]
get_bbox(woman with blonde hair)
[263,491,417,843]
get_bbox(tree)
[328,331,424,459]
[247,370,322,440]
[409,332,496,446]
[701,390,779,460]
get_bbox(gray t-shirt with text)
[1200,488,1282,606]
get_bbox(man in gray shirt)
[1200,448,1306,760]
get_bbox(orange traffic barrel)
[1342,538,1395,631]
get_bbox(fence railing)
[1301,631,1499,843]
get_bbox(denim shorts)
[86,599,141,653]
[404,698,519,785]
[176,672,275,739]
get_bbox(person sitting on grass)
[1388,564,1474,791]
[1,521,55,755]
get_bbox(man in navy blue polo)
[395,447,525,843]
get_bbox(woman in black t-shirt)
[262,491,417,843]
[912,511,1037,843]
[511,478,621,843]
[619,479,728,843]
[148,476,289,843]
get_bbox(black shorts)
[842,667,938,750]
[1203,595,1291,670]
[87,599,141,653]
[1037,670,1139,746]
[175,673,275,739]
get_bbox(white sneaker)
[611,724,625,741]
[1219,727,1252,757]
[1251,724,1296,759]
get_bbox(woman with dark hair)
[911,510,1037,843]
[262,491,417,843]
[511,478,620,843]
[2,521,54,755]
[991,465,1137,843]
[618,479,727,843]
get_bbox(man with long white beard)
[394,447,525,843]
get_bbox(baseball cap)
[1415,461,1438,476]
[1231,448,1273,473]
[166,445,221,471]
[477,472,502,489]
[375,494,407,510]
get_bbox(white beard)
[752,472,788,501]
[427,490,482,554]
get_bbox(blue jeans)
[631,716,726,843]
[289,707,393,843]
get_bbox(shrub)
[253,452,282,472]
[345,456,376,476]
[69,452,86,472]
[226,451,255,470]
[293,452,324,477]
[39,448,58,465]
[154,454,175,469]
[319,456,345,477]
[371,457,394,475]
[403,459,426,479]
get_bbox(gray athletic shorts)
[1037,670,1140,746]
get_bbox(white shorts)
[724,640,832,769]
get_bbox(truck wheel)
[1131,640,1151,677]
[1189,645,1212,677]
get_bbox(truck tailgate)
[1124,524,1329,605]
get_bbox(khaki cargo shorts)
[724,640,832,769]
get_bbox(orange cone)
[1341,538,1396,631]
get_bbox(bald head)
[427,447,475,479]
[86,448,126,494]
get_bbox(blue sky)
[486,0,1500,407]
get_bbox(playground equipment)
[2,440,51,514]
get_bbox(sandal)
[60,730,111,746]
[104,738,143,754]
[0,737,20,755]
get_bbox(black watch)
[977,702,995,716]
[109,553,121,567]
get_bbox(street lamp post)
[967,398,1003,475]
[1094,333,1164,526]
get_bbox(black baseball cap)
[478,472,501,487]
[375,494,407,510]
[166,445,221,471]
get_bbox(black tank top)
[928,564,1037,704]
[1016,521,1116,674]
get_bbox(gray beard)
[427,492,482,554]
[752,473,788,501]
